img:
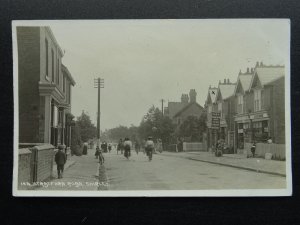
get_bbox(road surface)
[103,149,286,190]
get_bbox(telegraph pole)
[94,78,104,147]
[160,99,165,116]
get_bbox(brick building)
[17,26,76,148]
[165,89,204,127]
[234,62,285,152]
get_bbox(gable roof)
[251,66,285,88]
[206,88,218,104]
[234,73,253,95]
[166,102,187,118]
[173,102,204,118]
[216,83,236,101]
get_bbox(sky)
[45,19,289,130]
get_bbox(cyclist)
[145,136,155,161]
[123,137,132,159]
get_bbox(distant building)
[17,26,76,148]
[165,89,204,127]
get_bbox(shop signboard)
[211,112,221,129]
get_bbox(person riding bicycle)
[123,137,132,159]
[145,136,155,161]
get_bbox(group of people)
[116,137,156,161]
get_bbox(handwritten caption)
[20,181,109,188]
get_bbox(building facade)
[17,26,76,148]
[205,86,218,151]
[233,63,285,152]
[215,79,236,151]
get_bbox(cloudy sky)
[42,19,289,130]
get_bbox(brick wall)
[32,144,55,182]
[18,148,32,190]
[17,27,41,143]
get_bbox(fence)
[245,142,285,160]
[183,142,204,152]
[167,144,178,152]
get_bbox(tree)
[76,111,97,142]
[139,105,175,147]
[178,113,207,142]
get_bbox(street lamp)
[248,111,254,143]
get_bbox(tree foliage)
[101,125,139,142]
[76,111,97,142]
[139,105,175,145]
[178,113,207,142]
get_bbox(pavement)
[160,151,286,177]
[36,149,106,191]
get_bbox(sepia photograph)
[12,19,291,196]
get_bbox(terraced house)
[17,26,76,148]
[234,62,285,152]
[215,79,236,152]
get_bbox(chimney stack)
[227,78,230,84]
[251,68,254,73]
[224,79,226,84]
[260,61,263,67]
[189,89,197,103]
[256,61,259,67]
[247,67,249,73]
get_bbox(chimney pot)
[247,67,249,73]
[224,79,226,83]
[260,61,263,66]
[227,78,230,84]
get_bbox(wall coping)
[32,144,55,151]
[19,148,32,155]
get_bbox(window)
[218,102,222,118]
[237,95,244,114]
[56,58,60,85]
[68,84,71,103]
[51,49,54,82]
[254,89,262,112]
[45,39,48,77]
[208,105,212,113]
[63,75,65,92]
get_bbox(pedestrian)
[55,145,66,179]
[83,142,88,155]
[123,137,132,159]
[117,138,123,155]
[251,142,256,158]
[135,141,140,155]
[98,147,105,165]
[95,145,100,159]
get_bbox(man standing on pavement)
[55,145,66,179]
